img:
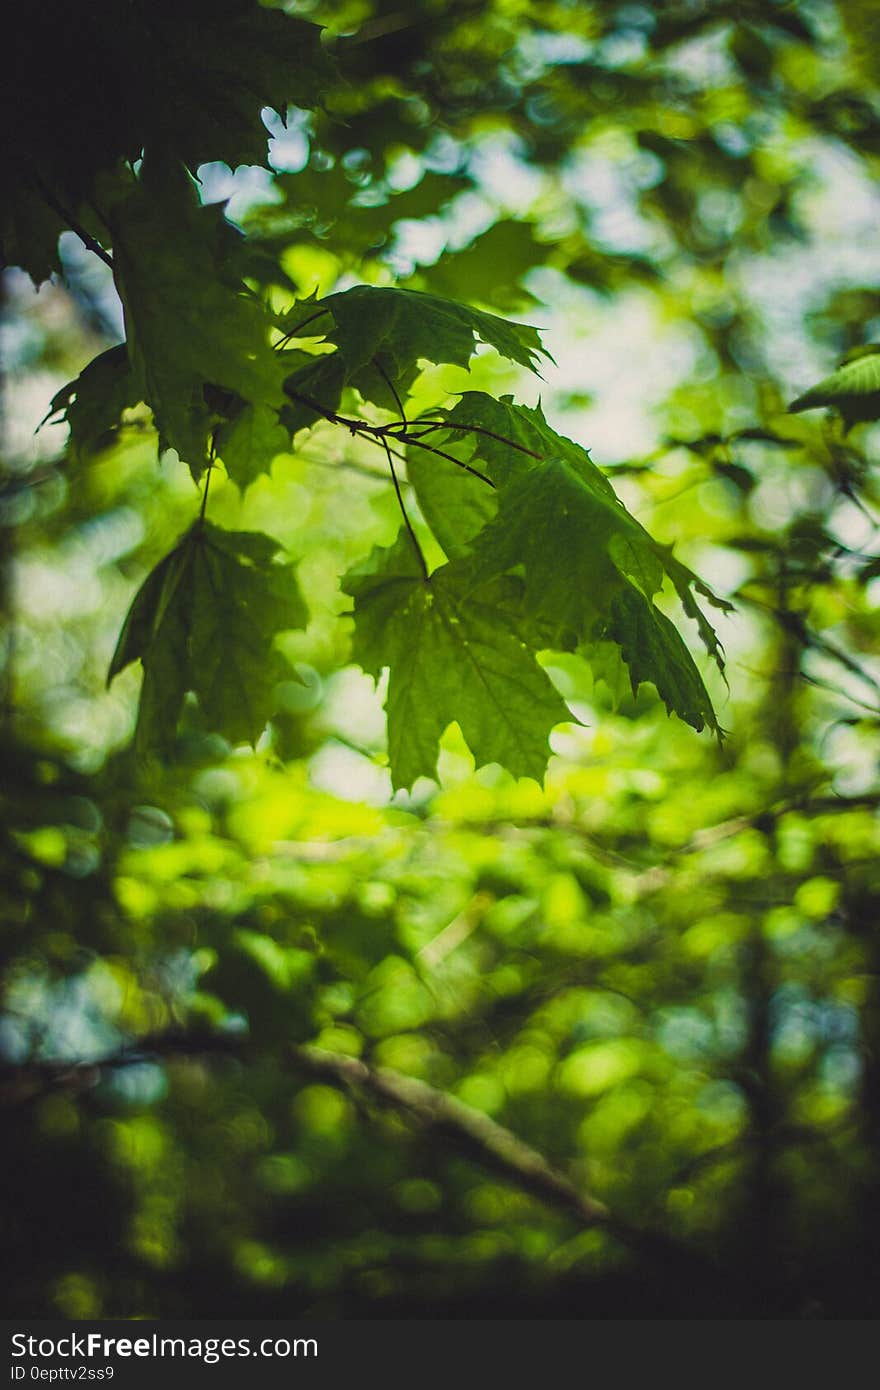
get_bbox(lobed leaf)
[406,392,725,736]
[43,345,142,460]
[280,287,551,418]
[110,165,287,479]
[109,523,307,754]
[342,533,572,789]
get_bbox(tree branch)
[284,1044,714,1276]
[2,1031,709,1276]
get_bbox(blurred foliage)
[2,0,880,1319]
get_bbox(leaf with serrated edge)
[110,165,286,479]
[323,286,549,379]
[466,456,664,643]
[608,584,719,733]
[44,345,142,460]
[343,532,571,789]
[109,523,307,754]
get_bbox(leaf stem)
[199,443,215,523]
[283,387,495,487]
[382,437,429,579]
[374,358,407,426]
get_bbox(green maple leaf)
[110,165,286,478]
[788,346,880,429]
[465,455,664,636]
[342,533,572,789]
[280,287,551,418]
[43,345,142,460]
[323,285,548,377]
[463,461,720,733]
[109,523,307,754]
[405,393,725,733]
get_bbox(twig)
[1,1030,709,1275]
[33,176,114,271]
[397,432,495,487]
[288,1044,609,1224]
[274,307,332,350]
[412,418,543,460]
[285,1044,713,1276]
[283,386,496,487]
[198,437,218,523]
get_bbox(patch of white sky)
[736,140,880,391]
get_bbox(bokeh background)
[2,0,880,1317]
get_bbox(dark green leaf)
[607,585,720,734]
[109,523,307,754]
[44,345,141,460]
[465,455,665,643]
[110,166,286,478]
[343,533,572,789]
[321,285,550,385]
[215,403,289,488]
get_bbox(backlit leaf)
[109,523,307,754]
[343,533,572,788]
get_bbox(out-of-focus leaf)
[43,345,142,459]
[789,346,880,429]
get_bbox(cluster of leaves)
[33,53,731,787]
[52,261,729,780]
[17,0,880,786]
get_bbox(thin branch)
[382,437,428,579]
[33,176,114,271]
[199,440,216,522]
[285,1045,714,1276]
[289,1044,610,1225]
[0,1029,717,1278]
[398,432,495,488]
[364,429,495,488]
[412,418,543,460]
[284,387,496,487]
[274,307,332,350]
